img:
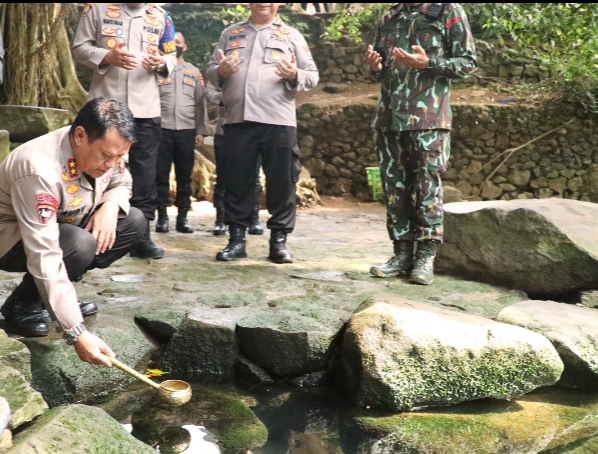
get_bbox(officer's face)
[72,126,131,178]
[249,3,280,22]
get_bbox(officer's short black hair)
[70,97,136,144]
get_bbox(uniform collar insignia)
[147,3,154,13]
[66,158,79,180]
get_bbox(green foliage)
[323,3,389,43]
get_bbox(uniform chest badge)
[230,41,241,48]
[107,4,120,10]
[158,79,164,84]
[61,217,75,223]
[147,12,157,19]
[106,37,117,49]
[106,10,120,18]
[166,77,172,83]
[231,28,246,35]
[103,27,116,35]
[144,17,159,26]
[147,3,154,13]
[184,78,195,86]
[67,158,79,179]
[66,183,79,194]
[184,69,194,75]
[147,34,157,43]
[272,51,281,61]
[231,49,240,58]
[198,72,204,87]
[68,196,84,208]
[147,44,157,54]
[278,27,290,35]
[61,172,69,182]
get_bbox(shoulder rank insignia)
[67,158,79,179]
[82,3,93,17]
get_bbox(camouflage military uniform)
[371,3,477,242]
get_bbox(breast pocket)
[265,39,290,64]
[100,26,122,50]
[413,20,444,56]
[226,39,246,58]
[158,78,174,95]
[142,31,160,55]
[182,76,196,96]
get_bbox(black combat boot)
[213,207,226,236]
[248,196,264,235]
[176,208,194,233]
[1,293,49,337]
[70,275,98,316]
[130,220,165,259]
[269,230,293,264]
[370,240,414,278]
[155,206,169,233]
[216,224,247,261]
[410,240,440,285]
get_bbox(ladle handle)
[109,357,161,391]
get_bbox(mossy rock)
[0,330,32,381]
[0,363,47,430]
[7,404,154,453]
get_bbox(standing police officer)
[0,98,144,367]
[206,3,318,264]
[366,3,477,285]
[155,30,209,234]
[72,3,177,259]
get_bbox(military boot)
[176,208,194,233]
[130,220,165,259]
[155,207,169,233]
[216,224,247,261]
[370,240,414,278]
[213,207,226,236]
[1,293,48,337]
[248,196,264,235]
[410,240,439,285]
[269,230,293,264]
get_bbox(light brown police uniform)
[0,127,132,330]
[204,81,225,136]
[72,3,176,119]
[206,16,319,126]
[158,62,210,135]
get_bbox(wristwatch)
[63,323,86,345]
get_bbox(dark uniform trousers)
[0,208,146,301]
[222,122,300,232]
[213,133,263,212]
[156,128,195,210]
[130,118,162,221]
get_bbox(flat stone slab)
[497,300,598,389]
[0,105,70,143]
[8,404,155,453]
[340,295,564,411]
[437,199,598,296]
[0,363,47,430]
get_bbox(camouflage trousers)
[375,129,450,242]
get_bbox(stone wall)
[298,101,598,202]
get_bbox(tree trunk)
[0,3,87,118]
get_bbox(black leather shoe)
[130,220,165,259]
[79,300,98,317]
[156,216,169,233]
[216,224,247,261]
[213,221,226,236]
[269,230,293,264]
[1,294,49,337]
[248,221,264,235]
[176,216,194,233]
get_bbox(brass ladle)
[109,357,192,406]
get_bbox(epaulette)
[422,3,446,21]
[154,4,166,14]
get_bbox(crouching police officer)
[0,98,144,367]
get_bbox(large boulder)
[0,363,47,430]
[237,310,344,378]
[22,313,155,407]
[0,106,70,143]
[437,199,598,296]
[496,300,598,389]
[7,404,155,453]
[0,330,31,381]
[339,296,563,412]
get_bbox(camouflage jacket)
[371,3,477,131]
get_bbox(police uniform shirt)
[0,127,132,330]
[206,16,319,127]
[204,81,225,136]
[72,3,177,119]
[158,62,210,135]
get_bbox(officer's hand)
[84,201,119,255]
[217,49,241,78]
[142,52,165,72]
[392,45,430,69]
[275,54,298,81]
[195,135,204,148]
[73,330,115,368]
[365,45,383,72]
[102,42,138,70]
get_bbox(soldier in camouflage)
[366,3,477,285]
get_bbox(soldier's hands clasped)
[392,45,430,69]
[365,45,383,72]
[103,42,138,70]
[217,49,241,78]
[275,54,298,81]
